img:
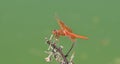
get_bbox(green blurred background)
[0,0,120,64]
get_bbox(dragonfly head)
[52,30,60,39]
[52,30,58,35]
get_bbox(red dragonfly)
[52,17,88,42]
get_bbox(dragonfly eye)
[52,30,57,34]
[53,29,56,31]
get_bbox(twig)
[46,40,69,64]
[65,42,75,57]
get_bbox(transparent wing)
[56,17,73,33]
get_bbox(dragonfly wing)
[65,31,88,40]
[56,17,73,32]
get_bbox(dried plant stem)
[46,40,69,64]
[65,42,75,57]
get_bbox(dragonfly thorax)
[52,30,66,37]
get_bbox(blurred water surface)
[0,0,120,64]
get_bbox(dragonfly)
[51,16,88,57]
[52,17,88,42]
